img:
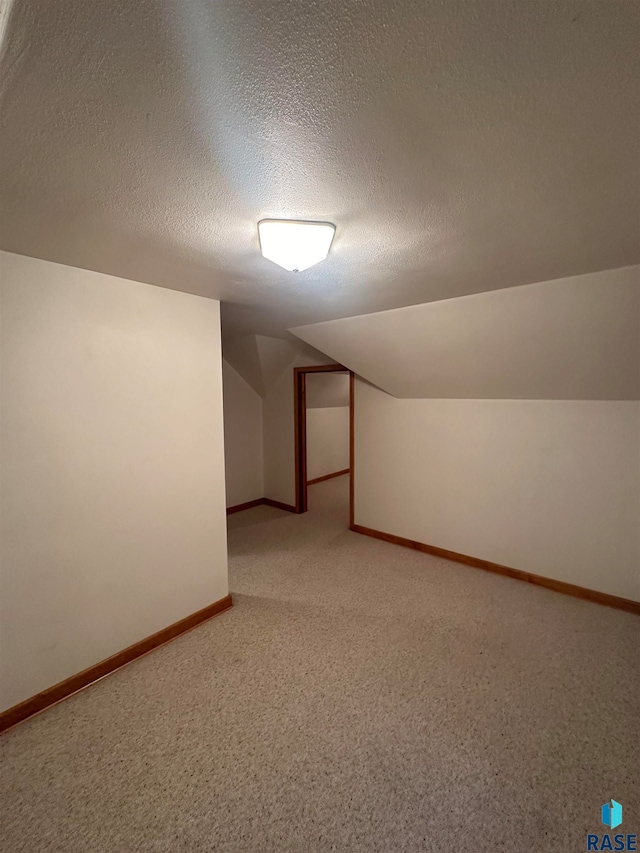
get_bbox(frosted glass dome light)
[258,219,336,272]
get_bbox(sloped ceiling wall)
[290,266,640,400]
[222,334,298,396]
[223,334,333,397]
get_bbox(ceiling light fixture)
[258,219,336,272]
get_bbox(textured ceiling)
[1,0,639,342]
[291,266,640,400]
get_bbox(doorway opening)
[293,364,354,525]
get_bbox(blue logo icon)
[602,800,623,830]
[588,800,634,851]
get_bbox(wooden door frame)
[293,364,354,522]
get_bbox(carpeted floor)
[1,474,638,852]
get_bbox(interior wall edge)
[1,252,230,712]
[353,379,640,602]
[0,595,234,734]
[350,524,640,614]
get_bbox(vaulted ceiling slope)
[290,267,640,400]
[0,1,638,341]
[222,334,331,396]
[223,335,298,397]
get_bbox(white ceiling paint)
[306,373,350,409]
[0,1,638,342]
[290,266,640,400]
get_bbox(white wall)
[262,355,327,505]
[306,372,349,409]
[307,407,350,481]
[354,380,640,601]
[0,251,229,712]
[222,359,263,507]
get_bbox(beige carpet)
[1,475,638,852]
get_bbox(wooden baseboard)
[227,498,264,515]
[307,468,350,486]
[351,524,640,615]
[263,498,297,513]
[0,594,233,735]
[227,498,297,515]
